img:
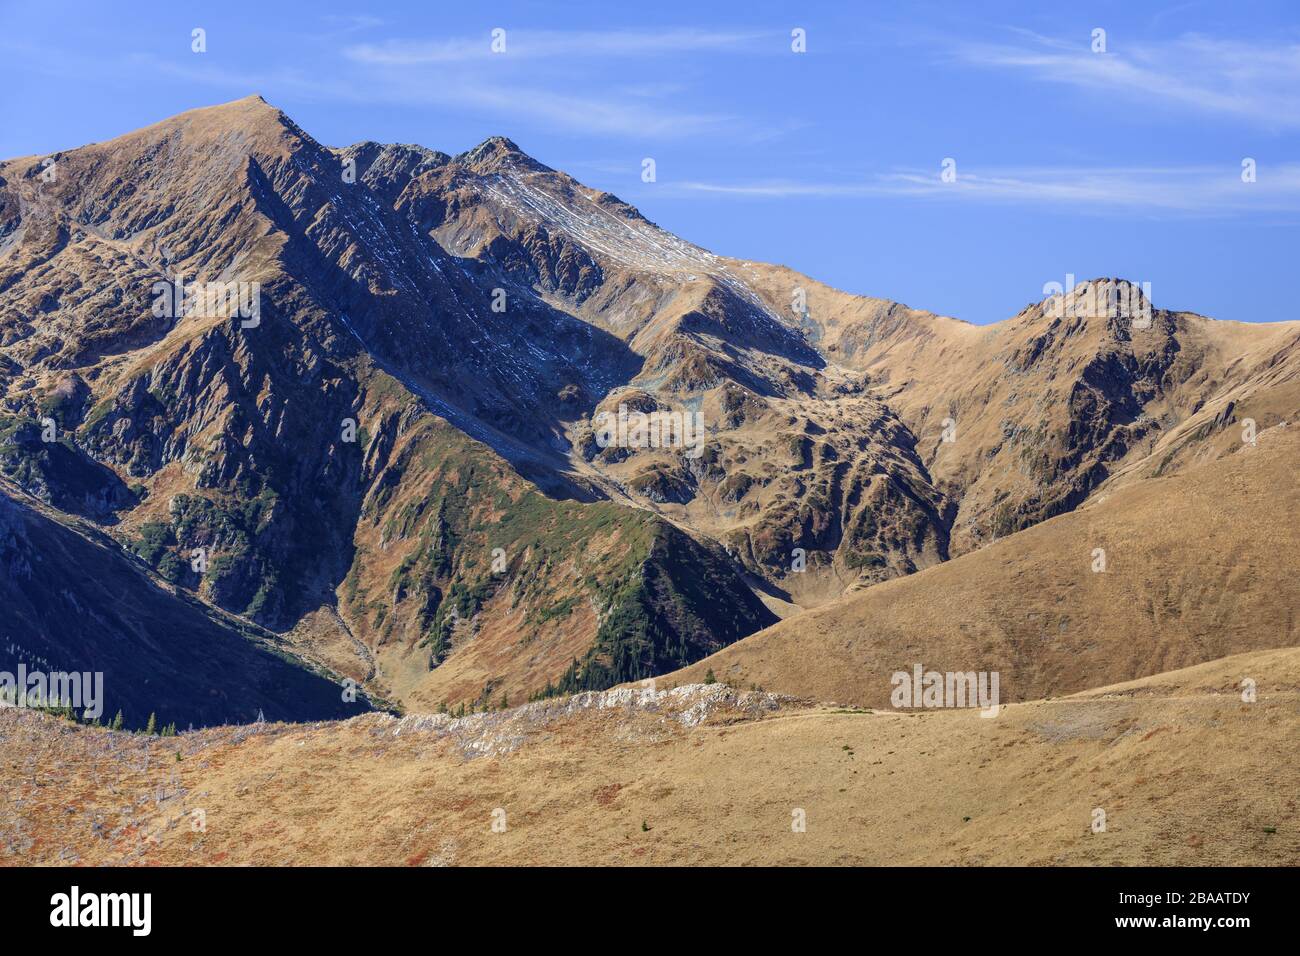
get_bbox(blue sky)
[2,0,1298,324]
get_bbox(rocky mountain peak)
[455,135,550,174]
[1038,276,1156,324]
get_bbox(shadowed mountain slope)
[0,483,367,729]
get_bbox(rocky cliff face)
[736,267,1300,555]
[3,96,1296,717]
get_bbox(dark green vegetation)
[0,415,135,520]
[349,414,775,693]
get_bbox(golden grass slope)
[2,647,1295,866]
[666,423,1300,708]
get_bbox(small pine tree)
[145,712,157,735]
[704,668,717,685]
[499,691,508,710]
[111,710,124,731]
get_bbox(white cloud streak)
[144,61,733,139]
[669,164,1300,215]
[331,28,768,138]
[950,31,1300,129]
[346,29,769,65]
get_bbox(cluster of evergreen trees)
[6,697,179,736]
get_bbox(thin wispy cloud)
[345,29,769,65]
[951,31,1300,129]
[142,60,732,139]
[334,27,761,139]
[427,81,733,138]
[323,14,385,31]
[670,164,1300,215]
[311,14,387,40]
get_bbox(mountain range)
[2,95,1297,730]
